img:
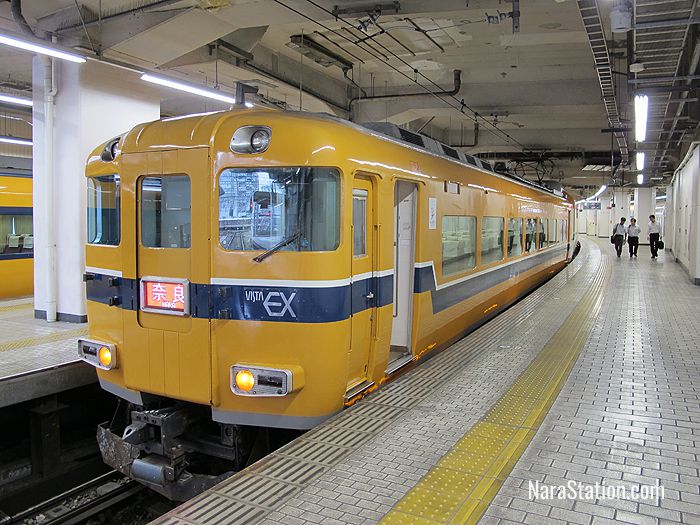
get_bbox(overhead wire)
[284,0,527,150]
[269,0,525,150]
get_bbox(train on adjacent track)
[78,108,576,499]
[0,173,33,299]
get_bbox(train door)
[123,149,212,405]
[348,176,376,392]
[388,181,417,373]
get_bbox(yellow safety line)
[0,327,88,354]
[0,301,33,313]
[381,254,611,525]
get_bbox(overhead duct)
[10,0,35,37]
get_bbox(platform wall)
[670,144,700,284]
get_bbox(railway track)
[3,470,158,525]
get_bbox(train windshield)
[219,167,340,252]
[87,174,120,246]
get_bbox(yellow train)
[79,109,575,499]
[0,174,33,299]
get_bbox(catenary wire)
[269,0,526,150]
[297,0,527,150]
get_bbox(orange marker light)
[235,370,255,392]
[98,346,112,368]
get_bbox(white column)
[665,184,674,253]
[634,187,655,244]
[32,59,160,322]
[597,194,611,237]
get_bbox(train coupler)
[97,406,232,501]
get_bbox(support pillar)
[634,187,656,244]
[32,60,160,322]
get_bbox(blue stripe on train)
[85,246,566,322]
[86,273,394,323]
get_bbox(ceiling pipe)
[349,69,461,107]
[451,121,479,148]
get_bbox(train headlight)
[235,369,255,392]
[98,346,113,368]
[231,365,302,397]
[250,129,270,152]
[230,126,271,154]
[78,339,117,370]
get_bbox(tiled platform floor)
[479,240,700,525]
[156,236,700,525]
[0,297,94,407]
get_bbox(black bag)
[657,239,665,250]
[610,235,615,244]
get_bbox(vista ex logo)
[244,289,297,318]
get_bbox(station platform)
[0,298,95,407]
[155,237,700,525]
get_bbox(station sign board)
[582,201,602,210]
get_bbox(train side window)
[87,174,120,246]
[218,167,340,252]
[0,212,33,254]
[481,216,504,265]
[353,189,367,257]
[441,215,476,276]
[562,220,568,242]
[525,218,536,254]
[507,218,523,258]
[548,218,557,245]
[140,175,191,248]
[538,219,546,249]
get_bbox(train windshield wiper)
[253,231,301,263]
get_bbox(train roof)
[92,108,567,201]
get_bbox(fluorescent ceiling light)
[575,184,606,205]
[635,95,648,142]
[0,93,32,107]
[582,164,612,171]
[636,151,645,171]
[656,195,666,200]
[0,34,86,63]
[637,173,644,184]
[0,135,32,146]
[141,74,236,104]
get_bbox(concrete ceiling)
[1,0,698,196]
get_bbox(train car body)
[80,109,574,499]
[0,174,33,298]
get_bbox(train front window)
[218,168,340,252]
[140,176,191,248]
[87,174,120,246]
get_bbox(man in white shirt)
[612,217,627,258]
[648,214,661,259]
[627,218,641,257]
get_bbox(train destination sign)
[140,277,190,315]
[582,201,601,210]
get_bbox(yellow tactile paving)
[381,256,611,525]
[0,327,88,354]
[0,301,33,313]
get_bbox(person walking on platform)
[648,214,661,259]
[627,218,640,257]
[612,217,627,258]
